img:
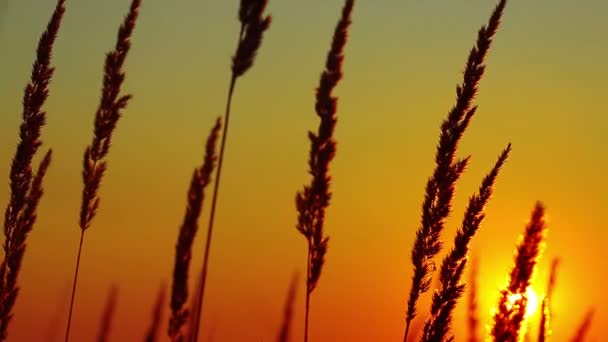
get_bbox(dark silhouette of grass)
[191,1,272,341]
[184,271,202,342]
[277,273,299,342]
[571,309,594,342]
[65,1,142,341]
[422,145,511,341]
[96,285,118,342]
[403,0,508,340]
[169,119,221,342]
[492,202,547,342]
[0,0,64,339]
[294,1,354,341]
[144,283,166,342]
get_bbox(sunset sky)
[1,0,607,341]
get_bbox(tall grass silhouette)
[403,0,507,340]
[421,144,511,341]
[0,0,64,339]
[491,202,547,342]
[64,1,141,340]
[294,1,354,341]
[190,1,272,340]
[169,119,221,342]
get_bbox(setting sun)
[525,288,540,318]
[504,287,540,319]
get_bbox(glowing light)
[504,287,540,318]
[525,287,540,316]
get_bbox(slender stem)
[191,74,238,342]
[304,246,311,342]
[404,320,411,342]
[64,229,85,342]
[191,22,247,341]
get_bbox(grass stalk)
[96,285,118,342]
[294,1,354,341]
[0,0,64,339]
[145,283,166,342]
[571,309,594,342]
[403,1,508,340]
[304,247,311,342]
[277,272,299,342]
[190,1,271,340]
[190,76,236,342]
[169,119,222,342]
[422,145,511,341]
[64,1,141,340]
[491,202,547,342]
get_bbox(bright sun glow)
[525,287,540,316]
[505,287,540,318]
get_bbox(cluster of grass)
[0,0,596,341]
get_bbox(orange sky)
[0,0,606,341]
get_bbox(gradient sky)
[1,0,607,341]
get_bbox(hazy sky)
[0,0,8,34]
[1,0,607,341]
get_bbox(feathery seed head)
[233,0,271,77]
